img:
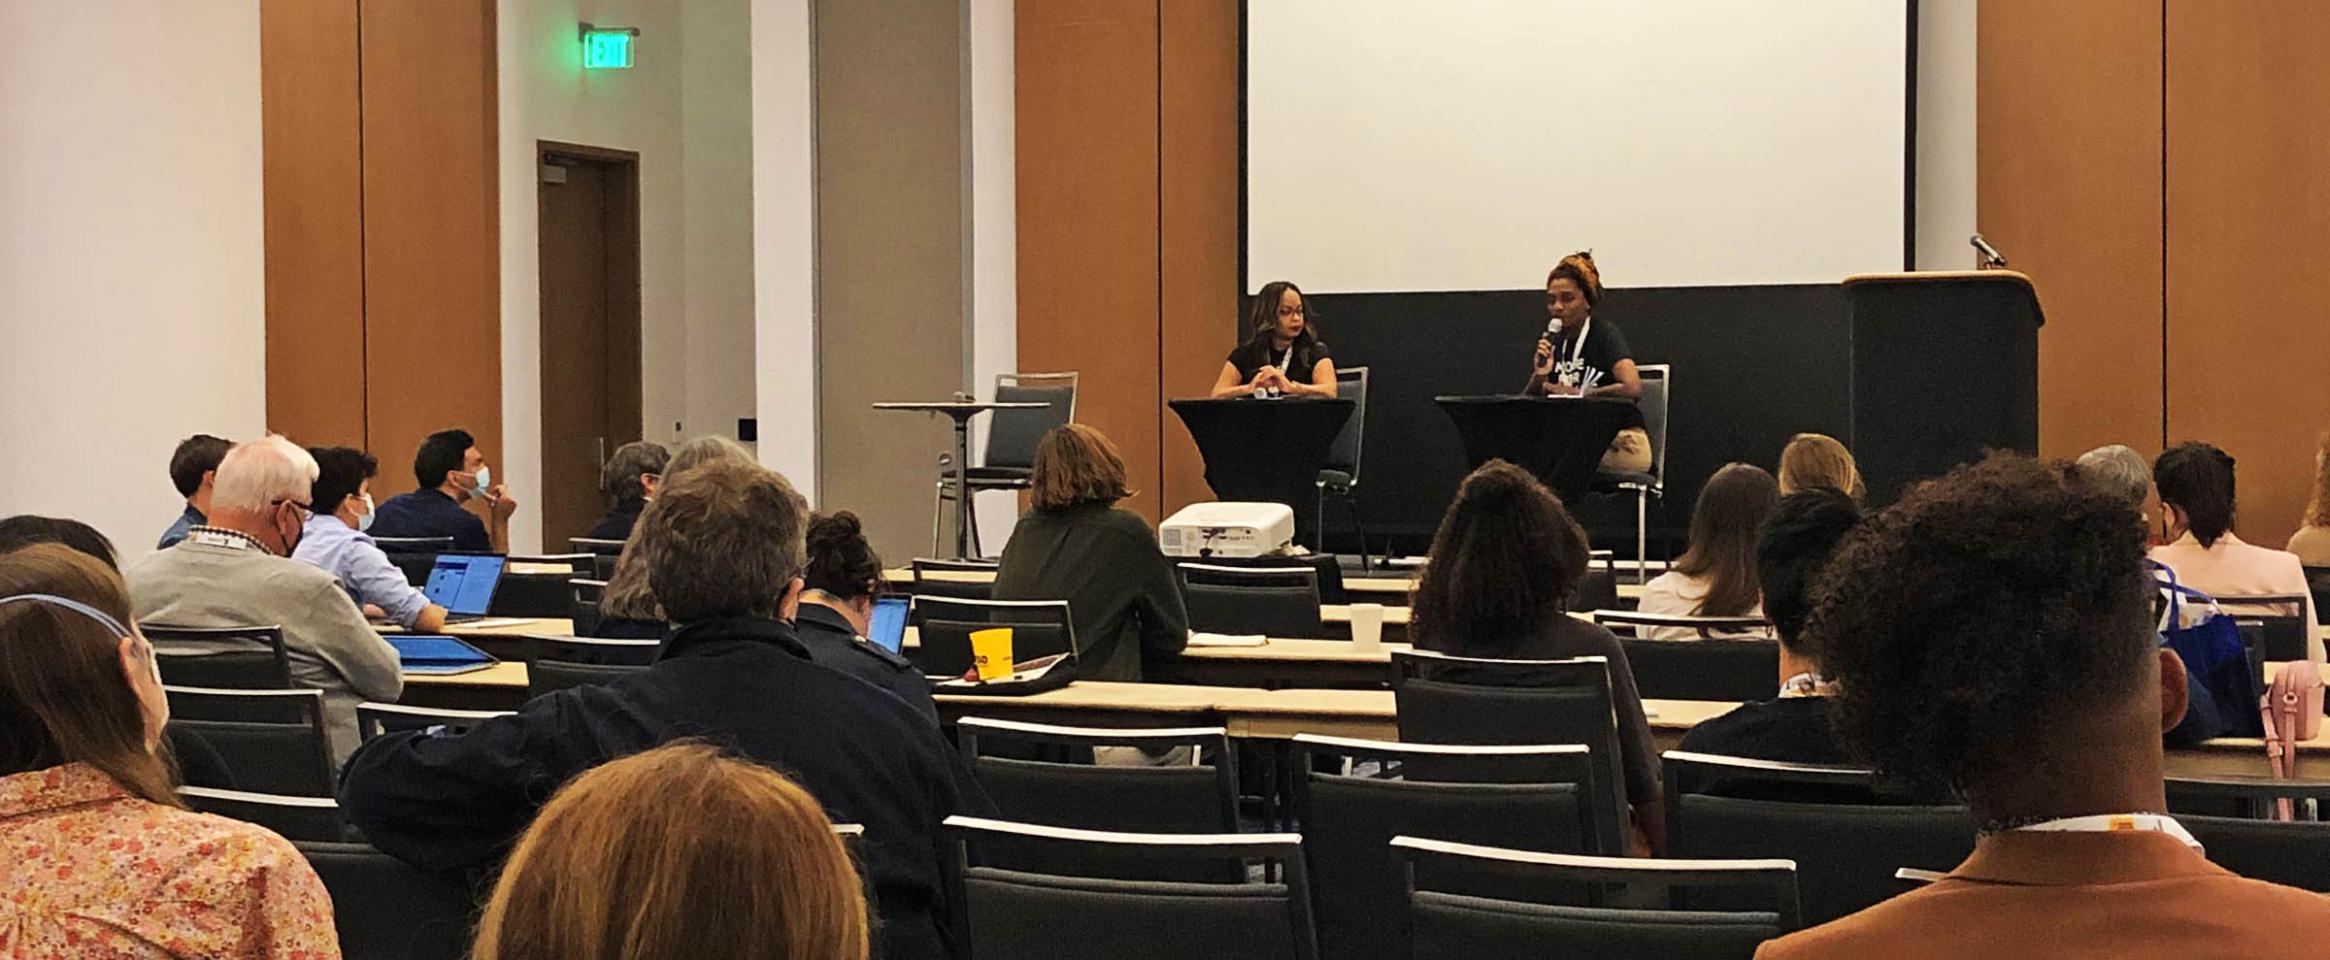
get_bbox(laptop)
[385,635,497,676]
[422,554,507,624]
[866,596,909,655]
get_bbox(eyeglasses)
[273,498,315,516]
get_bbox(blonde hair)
[209,435,320,514]
[471,742,869,960]
[603,436,767,621]
[1029,424,1133,512]
[1777,433,1865,503]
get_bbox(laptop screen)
[866,597,909,654]
[423,554,506,615]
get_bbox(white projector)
[1159,502,1296,558]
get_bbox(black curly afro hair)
[1805,453,2155,797]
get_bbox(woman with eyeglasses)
[1208,280,1340,399]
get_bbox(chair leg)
[966,489,984,559]
[1314,483,1327,558]
[1636,490,1650,584]
[931,480,949,558]
[1348,493,1374,574]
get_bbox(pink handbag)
[2260,660,2325,820]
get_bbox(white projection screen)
[1245,1,1912,293]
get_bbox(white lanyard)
[1279,341,1297,372]
[2009,813,2201,850]
[1566,316,1592,367]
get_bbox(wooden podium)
[1843,271,2045,506]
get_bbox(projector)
[1159,502,1296,558]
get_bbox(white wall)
[752,0,820,498]
[1915,0,1979,271]
[967,0,1019,548]
[0,0,266,555]
[498,0,755,551]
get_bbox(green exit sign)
[580,24,637,69]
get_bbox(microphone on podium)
[1970,234,2009,270]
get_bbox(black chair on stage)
[1392,836,1800,960]
[1315,365,1374,569]
[298,840,480,960]
[909,597,1075,678]
[1587,363,1670,582]
[144,624,291,690]
[1390,651,1629,856]
[1177,563,1324,638]
[932,371,1079,557]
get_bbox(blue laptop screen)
[867,597,909,654]
[423,554,505,615]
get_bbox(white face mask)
[355,493,376,533]
[470,466,492,498]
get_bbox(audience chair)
[568,578,607,637]
[910,596,1076,678]
[526,658,646,699]
[909,556,1000,602]
[2166,775,2330,822]
[143,624,292,689]
[1588,363,1670,583]
[486,554,587,618]
[163,687,334,796]
[1290,735,1601,960]
[1661,751,1974,925]
[1390,651,1629,855]
[375,537,454,586]
[1392,836,1799,960]
[946,815,1319,960]
[535,634,662,666]
[933,371,1080,557]
[1178,563,1325,638]
[1594,609,1775,640]
[1315,365,1374,569]
[297,840,480,960]
[2180,815,2330,892]
[1615,635,1782,702]
[1188,553,1350,605]
[356,702,514,740]
[2306,566,2330,623]
[2221,596,2314,662]
[569,536,626,557]
[181,786,349,843]
[958,718,1238,880]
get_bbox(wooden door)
[537,144,642,548]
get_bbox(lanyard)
[1279,341,1297,372]
[2000,813,2201,850]
[1565,316,1592,367]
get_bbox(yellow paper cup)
[970,627,1015,681]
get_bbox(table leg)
[952,414,976,559]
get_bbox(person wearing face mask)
[1,543,342,958]
[295,446,448,632]
[1522,252,1651,473]
[125,435,402,761]
[1209,280,1340,399]
[369,427,520,553]
[792,511,935,721]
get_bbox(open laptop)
[385,635,497,676]
[866,596,909,655]
[422,554,506,624]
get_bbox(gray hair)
[602,435,764,621]
[2075,444,2153,507]
[601,441,671,503]
[209,436,320,514]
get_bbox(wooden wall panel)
[261,0,366,447]
[1977,0,2163,462]
[1158,0,1241,518]
[2164,1,2330,548]
[357,0,501,498]
[1016,0,1164,520]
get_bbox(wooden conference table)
[883,566,1648,605]
[390,619,2330,778]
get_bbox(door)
[537,144,643,549]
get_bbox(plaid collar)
[184,525,275,556]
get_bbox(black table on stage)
[1168,397,1354,548]
[1433,396,1634,502]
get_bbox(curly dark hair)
[802,511,885,601]
[1410,461,1593,655]
[1754,487,1861,651]
[1806,454,2155,796]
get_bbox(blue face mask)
[356,493,376,533]
[468,466,492,499]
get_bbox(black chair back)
[2166,775,2330,821]
[2307,565,2330,623]
[1390,651,1628,855]
[1291,736,1598,960]
[2182,815,2330,892]
[376,537,454,586]
[1323,366,1369,481]
[910,597,1075,677]
[1574,570,1620,615]
[948,816,1318,960]
[1618,637,1781,702]
[1662,751,1974,925]
[356,702,513,740]
[1180,553,1349,604]
[959,718,1238,880]
[164,684,320,724]
[1393,836,1798,958]
[569,537,627,557]
[1595,609,1775,640]
[144,624,292,689]
[298,840,479,960]
[569,578,606,637]
[163,692,334,796]
[536,635,663,666]
[183,787,350,843]
[910,557,999,602]
[985,375,1079,470]
[2224,596,2313,662]
[1178,563,1324,637]
[527,659,646,699]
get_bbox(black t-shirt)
[1531,316,1645,429]
[1226,336,1333,385]
[1675,696,1848,766]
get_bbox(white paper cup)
[1349,602,1385,652]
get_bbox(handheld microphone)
[1542,316,1563,341]
[1969,234,2008,269]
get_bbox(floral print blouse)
[0,763,340,959]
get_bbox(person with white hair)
[125,435,402,760]
[2075,444,2155,517]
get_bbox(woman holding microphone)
[1524,252,1650,473]
[1209,280,1339,399]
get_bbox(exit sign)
[580,24,637,69]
